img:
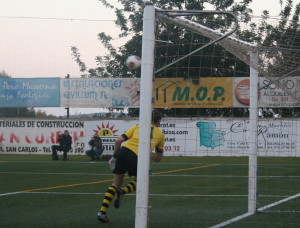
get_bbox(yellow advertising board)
[153,78,234,108]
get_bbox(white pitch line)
[6,192,294,199]
[209,192,300,228]
[1,171,299,178]
[0,191,22,197]
[4,160,300,167]
[23,192,107,195]
[208,212,255,228]
[21,192,248,197]
[257,192,300,212]
[1,160,107,164]
[0,171,114,176]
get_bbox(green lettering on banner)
[196,87,208,101]
[172,87,190,101]
[213,86,225,101]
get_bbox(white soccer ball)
[126,55,141,70]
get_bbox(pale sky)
[0,0,123,79]
[0,0,290,116]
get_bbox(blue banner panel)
[0,78,60,107]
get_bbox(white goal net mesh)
[144,8,300,227]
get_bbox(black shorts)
[113,147,137,177]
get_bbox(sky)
[0,0,290,116]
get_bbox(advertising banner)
[1,77,300,108]
[153,78,234,108]
[84,119,136,153]
[60,78,140,108]
[84,119,196,156]
[1,118,299,157]
[0,78,60,107]
[233,77,250,107]
[0,119,85,155]
[259,77,300,107]
[195,119,299,157]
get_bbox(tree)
[72,0,300,117]
[88,0,252,79]
[0,70,10,78]
[253,0,300,117]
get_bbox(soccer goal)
[137,5,300,228]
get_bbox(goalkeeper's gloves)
[108,157,116,170]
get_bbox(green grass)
[0,154,299,228]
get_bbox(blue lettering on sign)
[112,97,131,106]
[0,78,60,107]
[63,79,123,90]
[64,91,99,100]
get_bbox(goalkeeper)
[97,109,165,223]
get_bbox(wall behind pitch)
[0,118,299,157]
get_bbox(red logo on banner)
[235,79,250,105]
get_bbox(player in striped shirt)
[97,109,165,223]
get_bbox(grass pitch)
[0,154,299,228]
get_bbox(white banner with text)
[0,118,299,157]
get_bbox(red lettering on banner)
[25,136,32,143]
[0,133,5,143]
[10,133,20,143]
[0,131,84,145]
[73,132,78,142]
[35,135,45,144]
[50,132,56,144]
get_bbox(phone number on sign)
[164,146,180,151]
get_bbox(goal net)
[137,5,300,228]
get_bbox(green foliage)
[256,0,300,117]
[72,0,254,80]
[0,107,35,118]
[71,46,87,77]
[70,0,300,117]
[0,70,11,78]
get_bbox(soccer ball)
[126,55,141,70]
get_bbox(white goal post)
[136,5,260,228]
[135,5,156,228]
